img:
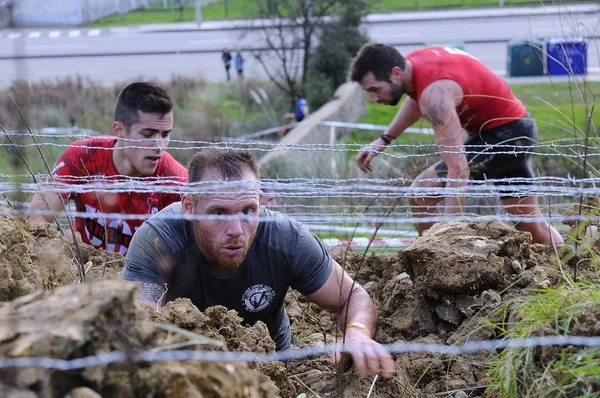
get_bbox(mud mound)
[403,221,553,298]
[0,280,280,397]
[147,299,275,353]
[380,221,554,346]
[146,299,296,396]
[285,221,560,397]
[0,212,125,302]
[75,243,124,281]
[289,357,415,397]
[0,214,76,301]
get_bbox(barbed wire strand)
[0,335,599,371]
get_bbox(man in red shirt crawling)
[27,82,188,255]
[350,43,563,246]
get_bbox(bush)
[306,3,370,109]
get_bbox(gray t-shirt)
[122,202,332,350]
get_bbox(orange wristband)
[346,322,372,336]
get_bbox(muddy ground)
[0,212,567,397]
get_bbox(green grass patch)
[488,281,600,397]
[371,0,546,12]
[88,0,595,27]
[512,82,600,142]
[88,0,257,26]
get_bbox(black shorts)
[434,112,537,199]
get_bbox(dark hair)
[188,148,260,183]
[114,82,173,133]
[349,43,406,83]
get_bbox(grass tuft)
[488,281,600,397]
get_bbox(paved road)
[0,6,599,86]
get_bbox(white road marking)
[188,39,224,45]
[88,29,101,36]
[28,32,42,39]
[48,31,61,38]
[26,44,90,50]
[68,30,81,38]
[8,32,22,39]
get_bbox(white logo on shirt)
[51,161,65,177]
[242,284,275,312]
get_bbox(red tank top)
[406,46,526,135]
[50,136,188,255]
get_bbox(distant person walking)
[281,93,309,136]
[222,48,232,81]
[235,50,245,80]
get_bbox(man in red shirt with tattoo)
[27,82,188,254]
[350,43,563,246]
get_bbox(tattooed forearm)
[424,87,446,127]
[137,282,166,307]
[40,196,50,211]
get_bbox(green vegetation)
[0,77,287,176]
[513,82,600,142]
[88,0,257,26]
[488,281,600,397]
[88,0,596,27]
[371,0,586,12]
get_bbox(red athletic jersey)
[406,46,527,135]
[50,136,188,255]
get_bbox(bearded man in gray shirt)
[122,148,394,378]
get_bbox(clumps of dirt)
[396,335,491,395]
[0,213,77,301]
[75,242,124,281]
[0,280,281,398]
[286,221,561,397]
[403,222,554,298]
[146,299,275,353]
[144,299,296,397]
[0,211,125,302]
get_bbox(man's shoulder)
[254,208,305,253]
[71,136,116,148]
[53,136,116,176]
[63,136,115,155]
[142,202,189,248]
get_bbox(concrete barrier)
[257,82,366,179]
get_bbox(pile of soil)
[0,211,565,397]
[0,212,124,302]
[0,281,282,397]
[285,221,558,397]
[0,213,76,301]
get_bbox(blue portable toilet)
[507,39,544,77]
[546,37,588,76]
